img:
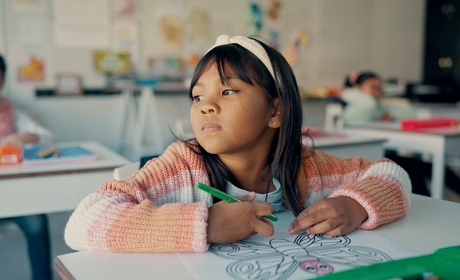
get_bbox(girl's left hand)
[379,113,393,122]
[288,197,368,236]
[0,133,38,147]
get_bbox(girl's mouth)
[202,122,221,132]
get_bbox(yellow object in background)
[37,147,60,158]
[0,146,22,164]
[18,56,45,82]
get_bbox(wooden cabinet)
[423,0,460,88]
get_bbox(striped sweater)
[65,141,411,253]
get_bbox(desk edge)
[54,257,76,280]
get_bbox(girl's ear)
[268,98,281,129]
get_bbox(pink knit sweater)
[65,142,411,253]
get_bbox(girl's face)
[356,77,383,99]
[190,62,279,158]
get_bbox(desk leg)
[132,87,165,160]
[114,90,137,155]
[431,138,446,199]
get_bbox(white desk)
[311,135,385,162]
[413,102,460,119]
[0,141,130,218]
[53,194,460,279]
[343,123,460,199]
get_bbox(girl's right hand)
[206,193,275,243]
[378,112,393,122]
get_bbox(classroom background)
[0,0,425,160]
[3,1,460,279]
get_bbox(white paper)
[112,22,138,64]
[178,211,419,280]
[53,0,109,49]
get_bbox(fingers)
[253,217,274,236]
[288,198,361,236]
[252,202,274,236]
[289,213,345,236]
[254,201,274,218]
[207,199,275,243]
[303,216,343,235]
[237,192,256,202]
[288,201,325,234]
[0,134,24,147]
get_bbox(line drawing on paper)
[209,232,392,280]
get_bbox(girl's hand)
[207,193,275,243]
[0,133,38,147]
[288,197,367,236]
[378,113,393,122]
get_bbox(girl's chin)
[199,145,223,155]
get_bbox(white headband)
[205,34,275,79]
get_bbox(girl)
[1,54,53,280]
[342,70,460,198]
[65,35,411,253]
[341,71,393,124]
[341,71,418,124]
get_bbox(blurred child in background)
[342,70,460,197]
[1,54,53,280]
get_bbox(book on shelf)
[22,145,97,166]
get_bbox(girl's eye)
[192,95,204,102]
[222,89,237,96]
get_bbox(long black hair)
[0,54,6,78]
[186,36,305,216]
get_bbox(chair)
[113,155,159,180]
[324,102,344,132]
[0,219,20,239]
[113,162,139,180]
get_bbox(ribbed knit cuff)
[329,179,410,229]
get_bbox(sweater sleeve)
[301,150,411,229]
[64,142,213,253]
[341,89,381,124]
[14,109,54,144]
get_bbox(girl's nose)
[200,98,219,114]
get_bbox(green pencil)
[197,182,278,222]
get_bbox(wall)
[0,0,426,160]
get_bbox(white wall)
[0,0,426,159]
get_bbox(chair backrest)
[113,155,159,180]
[113,161,140,180]
[324,102,344,132]
[0,219,20,239]
[139,154,159,169]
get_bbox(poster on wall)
[184,7,210,74]
[13,0,46,13]
[155,0,185,55]
[187,8,210,44]
[159,15,183,54]
[53,0,109,49]
[112,22,139,64]
[93,51,131,73]
[17,18,46,82]
[112,0,137,19]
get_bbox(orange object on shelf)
[400,117,459,131]
[0,146,22,164]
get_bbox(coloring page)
[178,211,419,280]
